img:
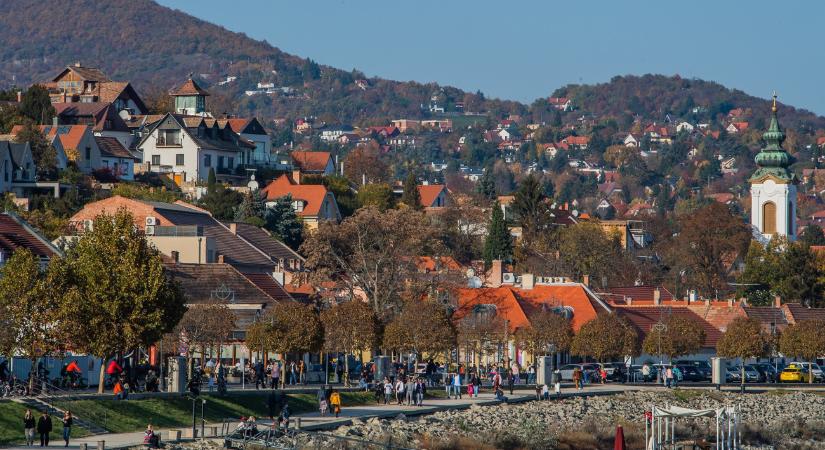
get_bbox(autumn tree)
[321,301,379,386]
[483,201,512,266]
[641,315,706,361]
[343,143,389,184]
[301,207,436,319]
[165,299,236,376]
[515,310,573,364]
[779,319,825,384]
[511,174,548,235]
[716,317,771,390]
[668,202,750,297]
[383,301,456,358]
[15,123,57,179]
[456,310,507,369]
[739,237,825,306]
[571,314,639,362]
[254,302,324,355]
[0,249,62,390]
[558,222,633,287]
[356,183,395,211]
[55,209,186,392]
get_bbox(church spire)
[750,92,792,182]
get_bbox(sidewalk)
[3,384,643,449]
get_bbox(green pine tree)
[484,201,512,267]
[207,168,217,194]
[401,172,421,210]
[476,169,497,200]
[234,190,266,227]
[265,194,304,249]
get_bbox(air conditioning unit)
[145,216,158,226]
[145,225,155,236]
[502,273,515,284]
[83,220,93,232]
[554,277,565,284]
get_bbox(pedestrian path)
[2,384,645,450]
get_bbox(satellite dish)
[467,276,482,288]
[465,268,476,278]
[247,173,259,191]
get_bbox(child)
[319,397,328,416]
[329,389,342,418]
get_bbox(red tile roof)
[614,306,723,348]
[170,78,210,96]
[417,184,446,208]
[11,124,90,152]
[415,256,464,273]
[223,118,251,134]
[0,213,58,259]
[602,286,674,304]
[290,151,332,173]
[783,303,825,324]
[260,175,331,217]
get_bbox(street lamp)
[653,322,667,385]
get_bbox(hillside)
[0,0,523,124]
[552,74,825,131]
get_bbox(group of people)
[250,359,306,389]
[22,410,72,447]
[317,387,342,417]
[375,376,427,406]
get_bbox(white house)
[95,136,139,180]
[676,122,695,133]
[220,118,271,166]
[137,113,253,185]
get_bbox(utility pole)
[503,319,510,370]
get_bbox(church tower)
[750,94,796,241]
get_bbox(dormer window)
[157,129,182,146]
[292,200,305,212]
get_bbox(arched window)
[762,201,777,234]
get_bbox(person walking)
[254,361,265,390]
[61,411,72,447]
[37,411,52,447]
[572,367,582,391]
[383,378,393,405]
[405,377,416,406]
[506,367,514,395]
[270,360,281,389]
[298,360,306,385]
[394,377,405,405]
[452,372,462,399]
[335,360,344,384]
[665,366,674,388]
[24,409,36,446]
[329,389,342,418]
[642,363,651,383]
[599,366,608,385]
[527,364,536,385]
[288,361,297,385]
[415,378,425,406]
[472,373,481,398]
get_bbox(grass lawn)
[51,391,375,434]
[0,401,90,445]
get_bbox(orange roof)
[731,122,749,131]
[11,124,89,151]
[224,118,251,134]
[564,136,590,146]
[417,184,446,207]
[291,151,332,173]
[260,175,330,217]
[415,256,464,272]
[707,193,735,204]
[170,78,209,96]
[454,284,608,332]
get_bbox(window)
[292,200,305,212]
[151,155,160,165]
[204,154,211,167]
[218,156,225,169]
[157,129,182,146]
[176,154,185,166]
[762,201,777,234]
[228,157,234,168]
[85,147,91,160]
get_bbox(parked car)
[674,364,704,382]
[780,366,813,383]
[558,364,600,381]
[752,363,779,383]
[727,365,759,383]
[788,362,823,382]
[674,360,712,381]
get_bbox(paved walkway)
[3,384,645,449]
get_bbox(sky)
[157,0,825,115]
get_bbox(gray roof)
[224,222,304,264]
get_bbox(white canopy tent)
[646,404,740,450]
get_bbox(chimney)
[727,298,733,307]
[171,251,179,263]
[52,116,58,127]
[229,223,237,235]
[582,274,590,287]
[217,254,224,264]
[291,169,301,184]
[626,297,633,306]
[653,287,661,306]
[489,259,503,287]
[521,273,534,290]
[774,295,782,308]
[16,91,22,103]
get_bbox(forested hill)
[0,0,523,124]
[551,74,825,131]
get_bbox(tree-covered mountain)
[0,0,523,124]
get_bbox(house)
[0,212,61,266]
[0,138,35,183]
[561,135,589,150]
[319,125,354,142]
[94,136,139,180]
[420,119,452,132]
[726,122,749,134]
[169,76,210,116]
[623,133,641,147]
[388,135,417,149]
[0,141,15,193]
[54,102,135,148]
[222,221,305,286]
[676,122,695,133]
[497,128,519,142]
[418,184,448,208]
[548,97,572,111]
[391,119,420,133]
[12,124,99,173]
[220,118,271,166]
[136,113,253,185]
[295,118,314,133]
[66,196,282,273]
[720,157,738,175]
[260,174,341,230]
[45,63,147,115]
[817,136,825,148]
[290,151,335,176]
[367,126,400,139]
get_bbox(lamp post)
[653,323,667,385]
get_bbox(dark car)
[675,360,712,381]
[752,362,778,383]
[675,365,704,382]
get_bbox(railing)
[24,380,109,434]
[151,225,203,237]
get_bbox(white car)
[788,362,824,381]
